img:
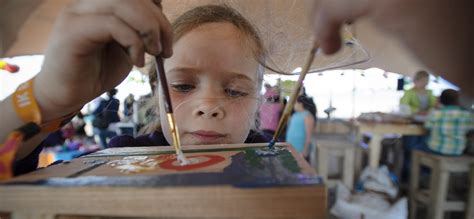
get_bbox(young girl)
[109,5,269,147]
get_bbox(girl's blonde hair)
[172,4,266,66]
[139,4,266,134]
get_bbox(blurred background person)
[286,96,316,161]
[92,89,120,148]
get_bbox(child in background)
[285,96,316,161]
[400,70,437,115]
[425,89,474,155]
[400,70,437,181]
[108,5,270,147]
[259,84,283,137]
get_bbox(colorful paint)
[107,156,159,173]
[159,154,225,171]
[4,147,322,188]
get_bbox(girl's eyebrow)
[167,67,200,75]
[167,67,255,83]
[226,72,255,83]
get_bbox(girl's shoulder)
[108,130,271,147]
[108,131,170,147]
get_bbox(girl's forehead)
[165,22,259,82]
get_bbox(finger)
[110,2,163,55]
[314,9,343,54]
[310,0,370,54]
[67,14,146,66]
[69,0,162,55]
[148,0,174,57]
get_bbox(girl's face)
[159,22,260,145]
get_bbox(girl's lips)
[189,130,227,141]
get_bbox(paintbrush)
[154,56,190,165]
[267,44,319,149]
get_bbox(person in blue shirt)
[286,96,316,161]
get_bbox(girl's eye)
[171,84,195,93]
[225,88,248,97]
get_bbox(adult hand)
[311,0,474,96]
[35,0,173,121]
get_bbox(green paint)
[278,149,301,173]
[244,149,264,169]
[243,148,301,173]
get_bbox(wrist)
[33,76,82,122]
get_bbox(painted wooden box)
[0,143,327,219]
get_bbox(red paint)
[157,154,176,160]
[159,154,225,171]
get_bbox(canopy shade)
[0,0,427,77]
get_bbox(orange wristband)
[12,78,78,132]
[12,79,41,124]
[2,79,76,180]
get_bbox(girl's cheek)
[170,92,191,109]
[227,99,258,119]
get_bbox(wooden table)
[357,121,426,169]
[0,143,327,219]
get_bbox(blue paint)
[267,139,276,149]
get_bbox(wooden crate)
[0,143,327,219]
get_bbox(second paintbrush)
[267,45,319,150]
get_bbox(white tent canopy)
[1,0,427,77]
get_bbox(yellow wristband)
[12,78,77,132]
[12,79,42,124]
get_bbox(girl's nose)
[193,99,225,120]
